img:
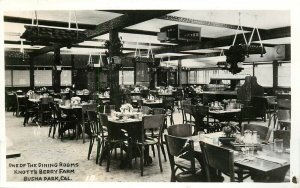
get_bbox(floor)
[5,109,272,182]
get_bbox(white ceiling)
[3,10,291,67]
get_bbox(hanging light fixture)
[86,53,94,71]
[94,51,103,68]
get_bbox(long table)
[188,132,290,182]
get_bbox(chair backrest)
[141,106,152,114]
[82,104,97,127]
[152,108,165,115]
[164,134,196,173]
[98,105,115,114]
[278,109,291,121]
[182,104,193,116]
[87,111,100,134]
[40,97,54,111]
[181,99,191,106]
[140,89,150,98]
[273,130,290,148]
[241,124,271,143]
[143,114,165,130]
[200,141,235,182]
[167,124,193,137]
[277,99,291,109]
[192,105,209,117]
[163,98,174,110]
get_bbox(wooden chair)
[163,98,175,125]
[200,141,235,182]
[273,130,290,148]
[251,96,267,122]
[48,102,60,138]
[173,89,184,111]
[51,103,76,141]
[23,97,39,126]
[15,93,26,117]
[136,114,165,176]
[182,103,194,125]
[99,114,127,172]
[149,108,167,161]
[82,104,99,161]
[192,105,215,134]
[277,109,291,130]
[165,134,205,182]
[39,97,54,125]
[241,124,271,143]
[167,124,193,137]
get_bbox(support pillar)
[109,30,122,109]
[178,59,182,87]
[71,54,75,87]
[53,47,61,93]
[273,60,278,93]
[29,55,34,89]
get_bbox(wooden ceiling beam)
[4,16,95,30]
[84,10,177,39]
[158,15,256,31]
[152,26,290,54]
[31,10,176,57]
[159,52,221,61]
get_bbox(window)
[278,63,290,87]
[60,70,72,86]
[188,71,196,84]
[13,70,30,87]
[254,64,273,87]
[181,71,187,84]
[34,70,52,86]
[5,70,12,87]
[119,70,134,85]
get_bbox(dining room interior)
[2,9,294,183]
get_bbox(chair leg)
[96,139,103,164]
[106,144,111,172]
[156,144,163,172]
[48,124,52,137]
[160,143,167,162]
[88,138,94,160]
[151,145,155,157]
[52,123,57,138]
[171,114,174,125]
[140,145,144,176]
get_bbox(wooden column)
[29,55,34,89]
[273,60,279,92]
[71,54,75,86]
[53,47,61,93]
[109,30,122,109]
[178,59,182,87]
[149,69,156,90]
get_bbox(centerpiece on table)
[71,96,81,106]
[146,94,155,102]
[219,122,240,145]
[26,90,34,99]
[120,103,134,114]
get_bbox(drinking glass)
[274,138,284,153]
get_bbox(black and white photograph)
[0,0,299,187]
